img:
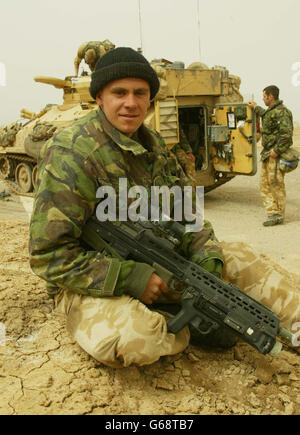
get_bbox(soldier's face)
[263,91,273,107]
[96,78,151,137]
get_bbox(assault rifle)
[82,218,293,356]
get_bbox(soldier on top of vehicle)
[74,40,115,76]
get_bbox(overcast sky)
[1,0,300,124]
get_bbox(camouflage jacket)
[75,40,115,69]
[173,128,193,155]
[254,100,293,161]
[29,108,223,299]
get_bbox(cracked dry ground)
[0,219,299,415]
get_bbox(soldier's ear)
[96,92,103,108]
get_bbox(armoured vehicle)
[0,58,257,195]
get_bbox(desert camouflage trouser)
[221,242,300,331]
[55,290,190,368]
[260,157,286,217]
[55,242,300,367]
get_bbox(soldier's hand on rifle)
[248,101,257,109]
[140,274,168,305]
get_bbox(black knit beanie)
[89,47,160,100]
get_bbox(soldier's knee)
[74,307,169,367]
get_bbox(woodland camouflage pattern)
[172,128,196,182]
[74,40,115,72]
[29,108,223,299]
[254,99,293,161]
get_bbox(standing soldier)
[248,86,293,226]
[74,39,115,76]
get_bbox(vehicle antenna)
[138,0,143,53]
[197,0,201,60]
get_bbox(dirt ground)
[0,132,299,416]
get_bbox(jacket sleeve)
[254,105,266,118]
[178,220,224,278]
[273,108,294,155]
[29,138,156,299]
[74,43,85,69]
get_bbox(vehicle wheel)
[32,165,38,189]
[15,163,33,193]
[0,156,12,180]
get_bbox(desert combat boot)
[263,214,284,226]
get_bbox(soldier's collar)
[98,108,148,156]
[268,99,283,110]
